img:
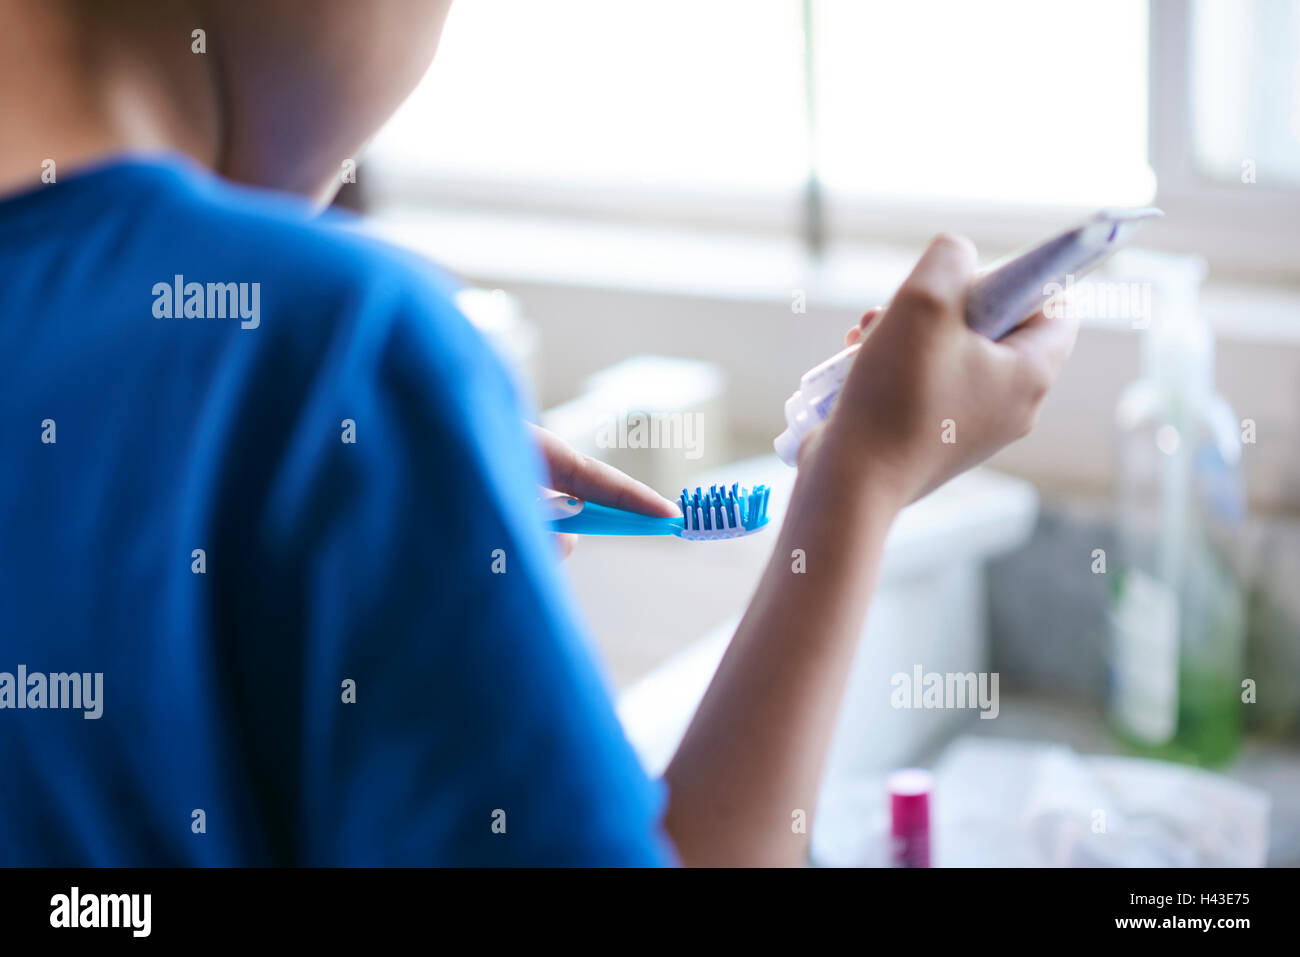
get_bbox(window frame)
[1144,0,1300,278]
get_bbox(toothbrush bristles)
[674,482,771,540]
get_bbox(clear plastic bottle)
[1107,252,1246,766]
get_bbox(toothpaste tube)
[773,208,1163,466]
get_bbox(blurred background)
[359,0,1299,865]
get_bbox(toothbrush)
[542,483,771,541]
[774,207,1164,465]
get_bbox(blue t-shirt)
[0,155,673,866]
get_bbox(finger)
[553,532,579,560]
[845,306,884,345]
[890,234,977,319]
[997,307,1080,386]
[531,425,679,517]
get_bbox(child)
[0,0,1076,865]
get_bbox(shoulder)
[147,161,494,381]
[139,162,525,451]
[133,161,531,531]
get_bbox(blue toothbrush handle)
[541,494,681,536]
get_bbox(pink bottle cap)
[887,769,933,867]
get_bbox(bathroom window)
[368,0,808,228]
[369,0,1300,272]
[1191,0,1300,186]
[809,0,1152,208]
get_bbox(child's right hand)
[809,233,1078,507]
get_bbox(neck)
[0,1,220,195]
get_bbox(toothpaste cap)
[773,427,802,467]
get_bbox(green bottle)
[1107,252,1246,767]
